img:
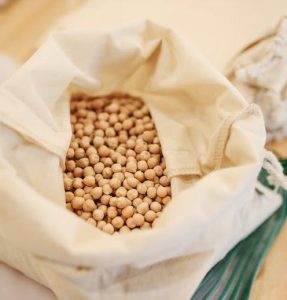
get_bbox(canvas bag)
[226,17,287,142]
[0,21,283,300]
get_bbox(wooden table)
[0,1,286,299]
[0,0,83,61]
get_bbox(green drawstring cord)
[191,161,287,300]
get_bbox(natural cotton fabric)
[0,21,282,300]
[227,17,287,142]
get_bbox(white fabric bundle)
[0,21,282,300]
[227,17,287,142]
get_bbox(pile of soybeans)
[63,93,171,234]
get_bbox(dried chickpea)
[97,220,106,230]
[135,171,145,182]
[127,177,138,188]
[107,207,118,218]
[145,169,156,180]
[102,167,113,179]
[116,145,126,155]
[147,157,158,168]
[150,201,162,212]
[120,226,130,233]
[84,189,93,196]
[102,157,113,167]
[100,195,111,205]
[88,154,99,165]
[83,166,95,177]
[103,224,114,234]
[109,197,117,207]
[159,176,169,186]
[132,213,145,226]
[98,112,109,121]
[64,93,171,234]
[66,148,75,159]
[113,172,125,182]
[124,171,134,178]
[81,212,92,220]
[112,216,124,229]
[93,136,104,148]
[65,191,74,202]
[142,131,154,143]
[162,196,171,205]
[118,134,128,143]
[95,129,104,137]
[93,209,104,221]
[143,197,152,205]
[76,210,83,216]
[77,158,89,168]
[103,184,113,195]
[141,222,151,230]
[109,113,118,125]
[94,162,105,174]
[138,160,148,172]
[66,172,74,179]
[111,163,122,173]
[137,202,149,215]
[70,141,78,149]
[97,120,109,130]
[157,185,168,198]
[80,136,90,149]
[107,137,118,149]
[91,187,103,200]
[116,197,130,209]
[126,139,136,149]
[110,177,121,190]
[139,151,150,161]
[72,197,84,209]
[144,210,156,222]
[136,182,147,195]
[73,178,83,189]
[126,217,136,229]
[122,119,133,130]
[114,122,122,131]
[64,178,73,190]
[149,144,161,154]
[122,179,131,190]
[127,189,138,200]
[154,165,163,177]
[147,186,157,199]
[98,179,109,187]
[122,206,134,219]
[134,144,147,154]
[106,102,120,113]
[75,148,85,159]
[73,167,83,178]
[117,156,127,166]
[126,161,137,173]
[133,198,143,207]
[66,203,73,212]
[98,145,110,157]
[83,176,95,187]
[87,218,97,226]
[98,205,108,214]
[106,127,116,137]
[115,187,127,197]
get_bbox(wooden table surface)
[0,0,83,61]
[0,1,286,299]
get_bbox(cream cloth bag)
[227,17,287,142]
[0,21,283,300]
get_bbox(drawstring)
[263,150,287,192]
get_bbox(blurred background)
[0,0,286,69]
[0,1,287,299]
